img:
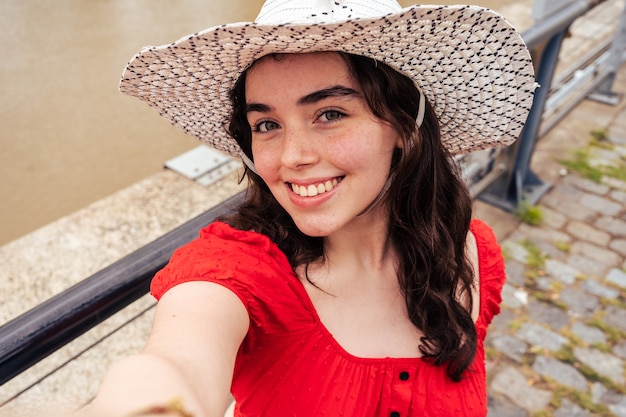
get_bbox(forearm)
[80,353,228,417]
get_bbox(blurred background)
[0,0,516,246]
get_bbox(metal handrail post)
[479,30,567,211]
[478,0,595,211]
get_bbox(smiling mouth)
[290,177,342,197]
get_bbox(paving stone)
[582,279,619,299]
[606,268,626,289]
[566,205,599,222]
[540,206,567,229]
[517,323,568,352]
[487,394,528,417]
[601,177,626,191]
[597,388,626,417]
[558,287,600,318]
[595,216,626,237]
[502,241,528,264]
[501,284,528,309]
[570,241,621,267]
[515,223,573,247]
[613,142,626,159]
[535,276,554,292]
[549,183,585,202]
[603,176,626,191]
[604,305,626,333]
[563,175,610,195]
[567,253,611,277]
[539,185,591,221]
[610,188,626,202]
[610,239,626,256]
[527,299,570,331]
[545,258,580,284]
[574,347,625,385]
[589,148,623,168]
[579,193,622,216]
[566,221,611,246]
[553,399,591,417]
[529,239,568,262]
[611,398,626,417]
[613,341,626,359]
[505,260,526,287]
[592,382,608,404]
[489,308,516,334]
[571,322,607,345]
[608,129,626,147]
[490,334,528,363]
[532,355,588,391]
[490,366,552,412]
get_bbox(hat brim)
[120,4,536,158]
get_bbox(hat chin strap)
[415,85,426,127]
[241,152,259,175]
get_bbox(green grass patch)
[555,240,571,253]
[515,200,544,226]
[559,130,626,184]
[559,148,605,183]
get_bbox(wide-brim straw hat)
[119,0,537,158]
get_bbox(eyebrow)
[246,85,361,113]
[298,85,361,105]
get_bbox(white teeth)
[291,178,340,197]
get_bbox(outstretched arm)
[83,281,249,417]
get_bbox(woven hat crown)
[255,0,401,24]
[119,0,537,158]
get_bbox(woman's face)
[245,52,401,237]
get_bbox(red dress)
[151,220,505,417]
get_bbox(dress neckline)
[285,266,427,365]
[270,219,488,364]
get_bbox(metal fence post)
[479,29,567,211]
[479,0,602,211]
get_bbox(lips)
[289,177,342,197]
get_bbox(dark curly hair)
[224,52,476,382]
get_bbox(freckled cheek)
[251,142,282,181]
[327,132,393,169]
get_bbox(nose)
[280,127,319,169]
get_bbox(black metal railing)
[0,192,245,386]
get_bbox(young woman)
[86,0,536,416]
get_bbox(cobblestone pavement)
[484,66,626,415]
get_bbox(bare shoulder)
[465,229,481,322]
[146,282,249,399]
[149,281,249,352]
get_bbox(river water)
[0,0,520,245]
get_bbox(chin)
[291,219,336,238]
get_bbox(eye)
[318,109,345,122]
[252,120,281,133]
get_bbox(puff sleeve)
[150,221,312,330]
[470,219,506,340]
